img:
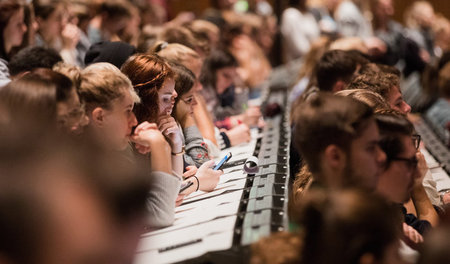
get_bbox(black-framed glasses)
[391,156,419,171]
[412,134,421,150]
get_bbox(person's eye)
[367,146,376,153]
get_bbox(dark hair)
[375,110,414,166]
[8,46,62,76]
[121,53,173,122]
[200,49,238,92]
[293,93,373,175]
[33,0,61,20]
[438,62,450,99]
[0,0,22,60]
[99,0,131,19]
[84,41,136,69]
[288,0,306,9]
[315,50,368,92]
[170,62,195,117]
[295,189,401,264]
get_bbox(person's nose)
[130,112,138,127]
[377,145,387,165]
[403,102,412,114]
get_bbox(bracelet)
[171,145,185,156]
[186,175,199,191]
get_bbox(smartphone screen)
[214,152,232,170]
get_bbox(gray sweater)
[147,171,181,228]
[182,125,210,167]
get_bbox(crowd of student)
[1,0,450,263]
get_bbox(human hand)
[131,122,168,154]
[183,165,197,179]
[158,115,183,151]
[61,23,80,50]
[242,106,262,127]
[402,223,423,249]
[364,37,387,58]
[225,124,251,146]
[414,151,428,187]
[441,191,450,205]
[196,160,223,192]
[175,194,185,206]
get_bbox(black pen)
[179,181,193,194]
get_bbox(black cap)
[84,41,136,69]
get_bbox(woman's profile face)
[3,7,27,49]
[215,66,236,95]
[37,3,65,41]
[157,78,177,116]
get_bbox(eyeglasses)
[412,134,421,150]
[390,156,418,171]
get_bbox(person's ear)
[359,253,376,264]
[332,80,346,93]
[91,107,105,127]
[323,144,347,171]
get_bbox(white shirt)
[281,7,320,62]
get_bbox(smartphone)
[214,152,232,170]
[179,181,193,194]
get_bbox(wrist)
[186,175,199,191]
[171,145,185,156]
[170,140,183,151]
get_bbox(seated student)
[375,111,439,246]
[0,0,28,86]
[0,127,150,264]
[346,65,412,114]
[292,93,386,193]
[170,62,210,167]
[88,0,132,44]
[341,79,445,210]
[120,55,222,192]
[292,89,390,203]
[8,46,62,79]
[33,0,81,65]
[200,49,262,130]
[120,54,184,176]
[289,50,369,179]
[0,68,88,135]
[79,62,181,228]
[300,49,369,100]
[252,189,402,264]
[154,42,251,156]
[425,62,450,146]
